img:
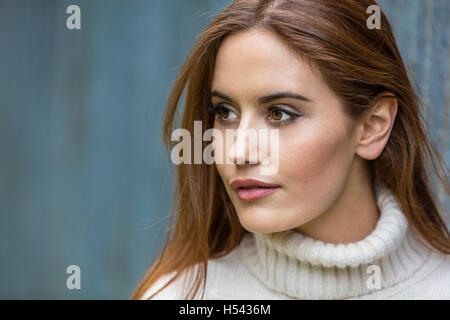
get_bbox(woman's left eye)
[266,106,301,125]
[268,107,290,121]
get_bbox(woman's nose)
[226,117,262,166]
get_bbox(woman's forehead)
[211,30,321,100]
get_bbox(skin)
[210,29,398,243]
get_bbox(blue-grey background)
[0,0,448,299]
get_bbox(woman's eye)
[267,106,300,125]
[268,108,288,121]
[213,104,238,121]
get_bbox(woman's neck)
[294,160,379,244]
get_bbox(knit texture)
[142,180,450,300]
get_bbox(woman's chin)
[238,214,295,234]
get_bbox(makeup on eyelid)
[210,90,310,115]
[210,103,302,126]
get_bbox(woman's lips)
[236,186,280,201]
[230,178,280,201]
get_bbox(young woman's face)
[211,29,358,233]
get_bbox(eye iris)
[218,108,229,119]
[271,109,283,121]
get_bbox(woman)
[131,0,450,299]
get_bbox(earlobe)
[355,93,398,160]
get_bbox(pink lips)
[230,178,280,201]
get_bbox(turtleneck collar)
[238,179,433,299]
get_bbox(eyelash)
[209,103,302,127]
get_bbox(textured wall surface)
[0,0,448,299]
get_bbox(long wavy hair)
[131,0,450,300]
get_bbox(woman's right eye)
[213,104,238,121]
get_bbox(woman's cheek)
[279,127,351,208]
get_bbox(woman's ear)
[355,92,398,160]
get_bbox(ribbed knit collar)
[238,179,432,299]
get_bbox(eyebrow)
[210,90,312,104]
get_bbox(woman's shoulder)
[398,251,450,299]
[140,240,267,300]
[416,251,450,298]
[139,270,180,300]
[359,250,450,300]
[140,267,205,300]
[139,250,242,300]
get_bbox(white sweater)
[142,181,450,300]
